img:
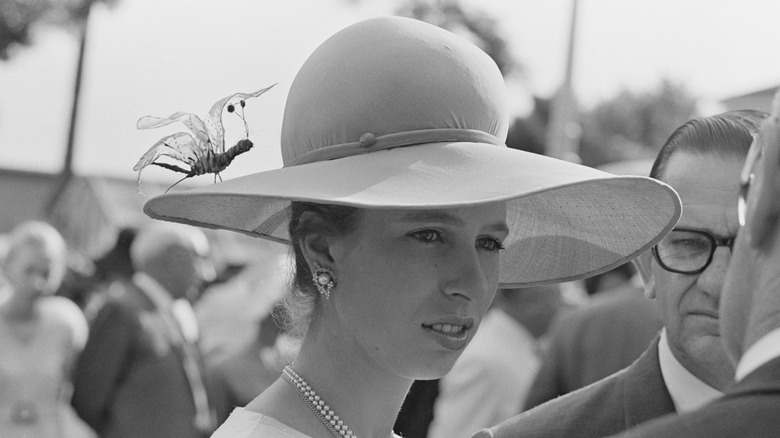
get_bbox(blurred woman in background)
[0,220,94,437]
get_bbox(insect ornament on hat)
[133,84,277,192]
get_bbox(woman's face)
[3,242,62,300]
[327,203,508,379]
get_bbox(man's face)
[641,150,743,388]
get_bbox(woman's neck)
[1,289,39,321]
[291,323,411,438]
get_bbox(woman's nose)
[441,248,493,302]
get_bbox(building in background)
[721,85,778,113]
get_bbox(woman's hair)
[282,202,362,337]
[650,109,768,180]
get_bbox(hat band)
[286,128,505,166]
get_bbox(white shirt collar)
[134,272,175,308]
[735,327,780,382]
[134,272,199,342]
[658,328,723,412]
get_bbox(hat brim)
[144,142,680,287]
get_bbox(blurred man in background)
[522,263,661,410]
[72,222,217,438]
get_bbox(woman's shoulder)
[212,408,312,438]
[40,296,88,348]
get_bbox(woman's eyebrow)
[397,210,464,225]
[397,211,509,235]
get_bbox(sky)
[1,0,779,184]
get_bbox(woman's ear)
[747,124,780,252]
[296,210,335,271]
[632,251,656,300]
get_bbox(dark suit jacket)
[610,355,780,438]
[72,278,212,438]
[474,336,675,438]
[524,286,662,410]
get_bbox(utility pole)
[47,1,92,214]
[545,0,581,161]
[62,2,91,178]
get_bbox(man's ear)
[747,123,780,251]
[632,251,656,300]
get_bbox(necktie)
[170,299,215,434]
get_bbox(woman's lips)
[422,318,474,351]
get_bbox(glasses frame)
[651,227,735,275]
[738,136,763,227]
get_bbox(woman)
[144,17,681,438]
[0,221,94,437]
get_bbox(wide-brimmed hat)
[144,16,681,287]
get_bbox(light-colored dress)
[0,296,94,438]
[212,407,405,438]
[211,408,312,438]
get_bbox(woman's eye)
[411,229,442,243]
[478,237,505,252]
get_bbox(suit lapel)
[133,274,216,433]
[623,335,676,427]
[726,356,780,398]
[133,274,187,353]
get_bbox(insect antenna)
[227,99,251,138]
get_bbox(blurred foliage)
[577,79,698,167]
[508,80,698,167]
[0,0,115,60]
[395,0,519,76]
[393,0,697,167]
[506,96,549,156]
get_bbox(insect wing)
[137,112,211,152]
[205,84,278,153]
[133,132,199,172]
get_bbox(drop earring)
[312,263,336,299]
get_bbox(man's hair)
[130,222,208,272]
[650,110,768,180]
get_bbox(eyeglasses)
[738,136,763,227]
[652,228,735,274]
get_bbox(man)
[609,93,780,437]
[72,223,217,438]
[474,110,767,438]
[429,285,563,438]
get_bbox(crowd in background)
[0,13,777,437]
[0,216,675,437]
[0,221,296,437]
[0,205,660,438]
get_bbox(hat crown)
[281,16,509,166]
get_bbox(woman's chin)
[405,353,463,380]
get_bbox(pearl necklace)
[282,365,356,438]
